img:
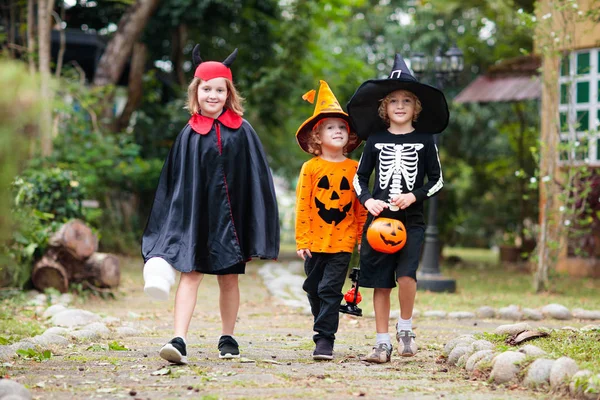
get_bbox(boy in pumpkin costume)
[295,80,367,361]
[347,54,448,363]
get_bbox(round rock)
[81,322,111,337]
[448,311,476,320]
[471,340,494,352]
[476,306,496,319]
[466,350,494,372]
[522,308,543,321]
[518,344,547,357]
[443,335,476,356]
[524,358,555,388]
[423,310,447,319]
[42,304,68,319]
[115,326,140,337]
[572,309,600,320]
[549,356,579,388]
[448,344,472,366]
[491,351,526,383]
[493,322,533,335]
[498,305,523,320]
[541,304,572,320]
[51,309,101,328]
[70,329,101,341]
[0,379,32,399]
[569,369,593,397]
[43,327,70,337]
[30,333,69,346]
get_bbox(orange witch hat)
[295,80,361,154]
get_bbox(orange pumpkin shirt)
[295,157,367,253]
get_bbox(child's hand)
[365,198,388,216]
[297,248,312,260]
[391,193,416,210]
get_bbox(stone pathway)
[2,259,592,399]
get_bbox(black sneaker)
[312,339,334,361]
[218,335,240,359]
[159,337,187,365]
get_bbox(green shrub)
[13,168,88,219]
[2,167,93,288]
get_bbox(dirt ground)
[7,259,573,400]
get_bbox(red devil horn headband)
[192,44,238,82]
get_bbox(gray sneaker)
[364,343,392,363]
[396,328,417,357]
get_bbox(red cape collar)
[188,109,243,134]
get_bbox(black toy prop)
[339,267,362,317]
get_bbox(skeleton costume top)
[354,130,442,227]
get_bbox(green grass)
[481,329,600,374]
[0,294,46,344]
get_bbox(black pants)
[302,252,351,343]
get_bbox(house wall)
[536,0,600,277]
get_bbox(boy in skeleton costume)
[347,54,449,363]
[295,81,367,361]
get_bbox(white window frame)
[558,47,600,166]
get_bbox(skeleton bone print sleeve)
[411,135,443,202]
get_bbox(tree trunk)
[49,219,98,260]
[27,0,36,74]
[32,252,69,293]
[37,0,55,156]
[77,253,121,288]
[115,42,147,132]
[52,3,66,78]
[92,0,161,87]
[513,102,526,244]
[170,23,188,86]
[7,0,16,58]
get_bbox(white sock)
[397,316,412,332]
[376,333,391,346]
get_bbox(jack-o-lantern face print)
[366,218,407,254]
[314,175,353,225]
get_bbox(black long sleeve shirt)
[353,130,443,227]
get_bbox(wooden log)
[48,219,98,260]
[32,253,69,293]
[76,253,120,288]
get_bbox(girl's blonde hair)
[186,77,245,116]
[378,90,422,127]
[305,118,359,156]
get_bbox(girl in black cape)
[142,45,280,364]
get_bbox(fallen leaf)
[151,367,171,376]
[260,359,281,365]
[239,357,255,363]
[506,330,549,345]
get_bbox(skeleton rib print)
[374,143,424,204]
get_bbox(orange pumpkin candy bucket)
[366,218,407,254]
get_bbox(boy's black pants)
[302,252,351,343]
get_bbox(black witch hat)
[346,54,449,139]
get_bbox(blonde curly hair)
[305,118,358,156]
[378,90,422,127]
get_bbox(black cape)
[142,109,280,273]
